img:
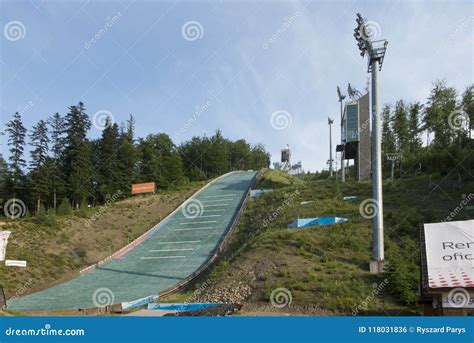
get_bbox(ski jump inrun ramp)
[9,171,258,312]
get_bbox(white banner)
[4,260,27,268]
[0,231,11,261]
[424,220,473,288]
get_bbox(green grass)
[257,169,304,189]
[177,170,473,314]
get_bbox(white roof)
[424,220,474,288]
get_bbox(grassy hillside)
[0,182,205,300]
[175,170,473,315]
[3,169,471,316]
[257,169,304,189]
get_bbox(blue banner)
[0,316,472,343]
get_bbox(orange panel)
[131,182,156,195]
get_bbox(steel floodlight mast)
[354,13,388,274]
[337,86,346,182]
[347,83,362,100]
[328,117,334,177]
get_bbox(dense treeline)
[378,80,473,305]
[381,80,473,178]
[0,102,270,215]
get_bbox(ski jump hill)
[9,170,258,312]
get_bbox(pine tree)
[407,102,423,155]
[162,152,184,188]
[424,80,457,147]
[178,137,207,180]
[392,100,410,153]
[48,112,66,210]
[0,154,7,204]
[137,133,184,188]
[116,115,137,195]
[207,130,228,176]
[5,112,27,198]
[461,85,474,140]
[153,133,183,188]
[248,144,270,169]
[97,117,120,201]
[136,137,157,183]
[381,104,396,155]
[230,139,250,170]
[29,120,51,213]
[63,102,92,209]
[90,138,101,205]
[57,197,72,215]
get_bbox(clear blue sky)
[0,0,472,171]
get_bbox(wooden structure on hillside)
[131,182,156,195]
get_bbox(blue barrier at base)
[121,295,158,311]
[148,303,221,311]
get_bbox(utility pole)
[354,13,388,274]
[337,86,346,182]
[328,117,334,177]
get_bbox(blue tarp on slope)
[250,189,273,198]
[288,217,348,228]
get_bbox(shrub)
[385,241,419,305]
[57,198,72,215]
[32,206,59,230]
[75,205,90,218]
